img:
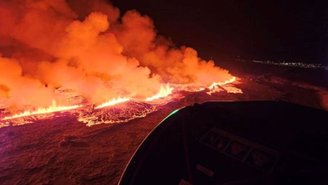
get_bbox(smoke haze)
[0,0,233,109]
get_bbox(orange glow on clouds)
[0,0,242,126]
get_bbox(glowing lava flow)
[208,77,237,90]
[0,77,241,127]
[95,97,131,109]
[207,77,242,95]
[92,85,174,109]
[145,84,174,102]
[1,100,82,121]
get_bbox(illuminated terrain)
[0,72,327,185]
[0,78,241,127]
[0,1,327,185]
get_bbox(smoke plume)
[0,0,233,109]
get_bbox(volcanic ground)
[0,62,327,185]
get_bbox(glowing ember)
[145,84,174,102]
[1,100,82,121]
[95,97,131,109]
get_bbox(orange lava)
[1,100,82,121]
[145,84,174,102]
[95,97,131,109]
[208,77,237,90]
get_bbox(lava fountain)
[1,100,82,120]
[0,0,242,127]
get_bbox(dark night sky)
[111,0,328,64]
